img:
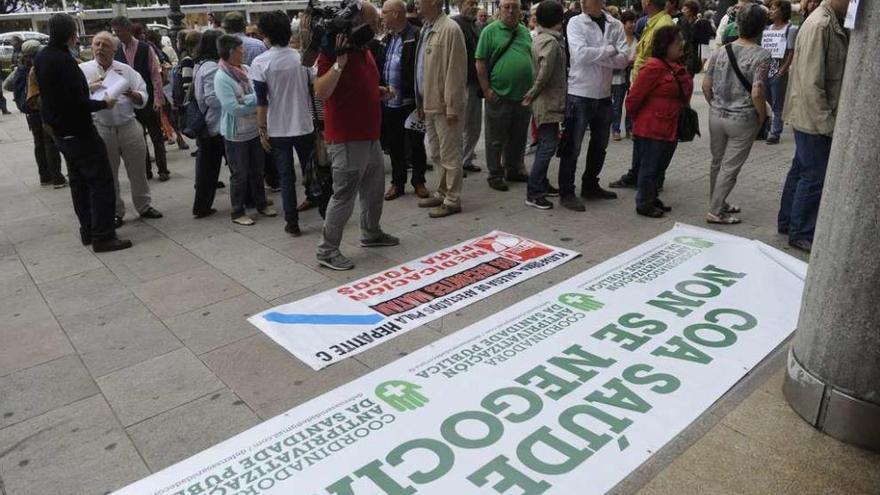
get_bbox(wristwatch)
[332,62,344,73]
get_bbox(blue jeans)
[269,134,317,224]
[635,137,677,209]
[611,83,632,135]
[225,137,267,218]
[778,130,831,241]
[767,74,788,139]
[527,123,560,200]
[558,95,612,196]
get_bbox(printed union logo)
[472,234,553,262]
[375,380,429,412]
[559,293,604,312]
[674,236,714,249]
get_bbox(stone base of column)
[783,348,880,452]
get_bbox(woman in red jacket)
[625,26,694,218]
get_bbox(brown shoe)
[384,185,403,201]
[418,196,443,208]
[429,204,462,218]
[413,183,430,198]
[296,199,314,212]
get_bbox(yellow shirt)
[632,11,674,83]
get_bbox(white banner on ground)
[249,231,579,370]
[115,224,806,495]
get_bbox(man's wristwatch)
[332,62,344,73]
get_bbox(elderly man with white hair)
[80,31,163,226]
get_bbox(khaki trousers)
[96,119,151,218]
[425,113,463,207]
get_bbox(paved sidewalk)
[0,88,877,495]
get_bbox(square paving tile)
[163,292,268,355]
[99,236,206,286]
[0,317,73,378]
[0,354,98,429]
[38,267,132,318]
[16,232,103,284]
[0,395,149,495]
[185,231,328,300]
[127,388,260,471]
[201,333,370,419]
[131,265,249,318]
[96,348,224,426]
[58,298,183,377]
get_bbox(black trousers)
[135,106,168,176]
[263,148,279,188]
[26,113,65,184]
[53,129,117,242]
[382,104,427,189]
[192,134,225,216]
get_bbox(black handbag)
[662,60,700,142]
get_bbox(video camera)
[306,0,375,55]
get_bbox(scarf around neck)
[219,59,251,94]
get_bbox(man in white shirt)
[80,31,162,225]
[556,0,631,211]
[250,11,319,237]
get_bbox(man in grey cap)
[223,11,267,65]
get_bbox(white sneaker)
[232,215,255,226]
[258,206,278,217]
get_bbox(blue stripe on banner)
[263,312,385,326]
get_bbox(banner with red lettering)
[249,232,579,370]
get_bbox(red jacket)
[626,57,694,142]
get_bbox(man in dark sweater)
[452,0,483,174]
[34,13,132,252]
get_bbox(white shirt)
[566,12,631,99]
[79,60,148,128]
[249,46,315,138]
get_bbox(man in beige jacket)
[415,0,468,218]
[777,0,849,253]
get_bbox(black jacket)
[34,44,106,137]
[380,23,420,101]
[115,40,155,107]
[451,14,479,86]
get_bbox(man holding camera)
[416,0,468,218]
[313,1,399,271]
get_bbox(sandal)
[706,212,741,225]
[723,204,741,214]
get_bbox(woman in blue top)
[214,35,277,225]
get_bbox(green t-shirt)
[475,20,534,101]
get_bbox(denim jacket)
[214,66,258,142]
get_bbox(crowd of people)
[4,0,849,263]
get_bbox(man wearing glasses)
[475,0,534,192]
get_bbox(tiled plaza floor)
[0,86,877,494]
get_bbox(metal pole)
[783,0,880,452]
[168,0,184,52]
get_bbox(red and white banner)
[249,232,579,370]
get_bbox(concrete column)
[783,1,880,452]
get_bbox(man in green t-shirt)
[475,0,534,191]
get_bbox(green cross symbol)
[674,236,714,249]
[559,293,604,312]
[375,380,429,412]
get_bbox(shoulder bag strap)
[488,25,519,75]
[725,43,752,93]
[661,59,687,107]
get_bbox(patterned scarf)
[218,59,251,95]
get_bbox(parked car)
[0,31,48,72]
